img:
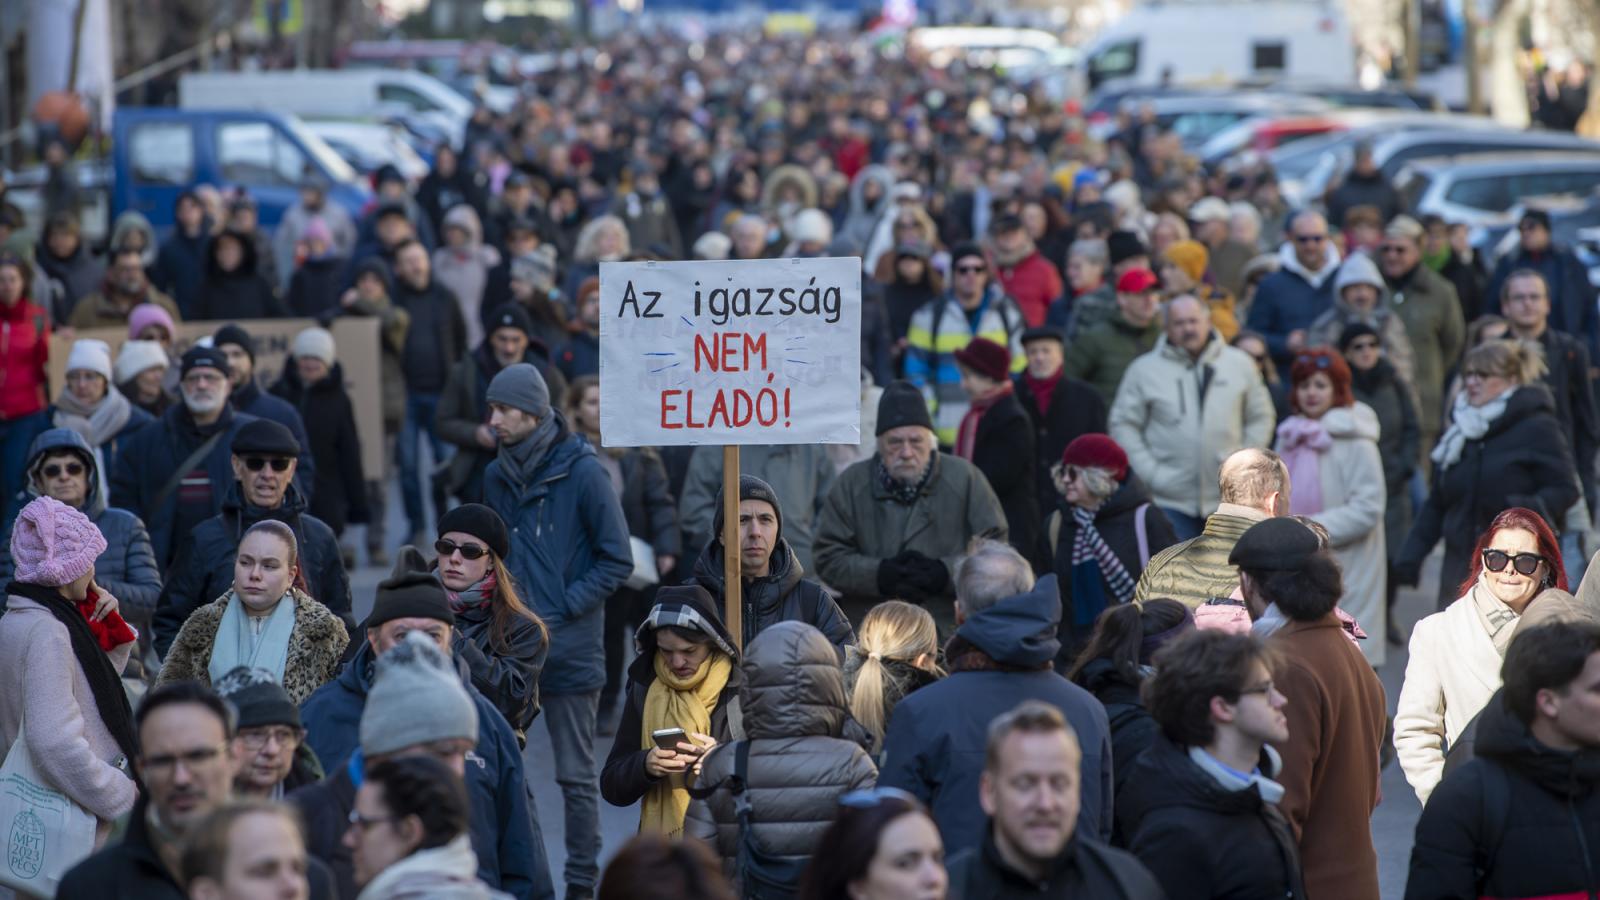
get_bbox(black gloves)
[878,550,950,602]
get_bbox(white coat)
[1393,590,1507,805]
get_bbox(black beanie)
[876,380,934,436]
[485,303,536,341]
[215,669,301,731]
[180,345,231,380]
[1107,230,1148,268]
[437,503,510,559]
[1338,322,1381,353]
[711,475,784,547]
[366,549,455,630]
[213,324,256,364]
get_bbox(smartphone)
[651,727,687,750]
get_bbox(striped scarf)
[1070,506,1136,604]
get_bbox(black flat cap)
[232,419,302,457]
[1228,518,1321,571]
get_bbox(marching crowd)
[3,27,1600,900]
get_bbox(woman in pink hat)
[0,495,140,846]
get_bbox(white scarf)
[356,835,495,900]
[1432,387,1515,470]
[53,387,133,499]
[208,591,298,685]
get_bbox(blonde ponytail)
[847,601,943,752]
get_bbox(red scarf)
[1022,367,1063,414]
[955,381,1014,460]
[78,589,137,652]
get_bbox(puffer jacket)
[1109,332,1275,519]
[814,452,1008,610]
[0,429,161,621]
[1118,737,1306,900]
[1406,687,1600,900]
[1062,314,1162,405]
[433,204,501,348]
[1134,505,1268,608]
[0,294,49,420]
[685,622,878,872]
[688,537,855,654]
[1398,384,1579,609]
[904,288,1029,446]
[154,588,349,704]
[151,480,352,657]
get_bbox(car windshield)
[282,117,359,183]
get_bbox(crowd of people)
[3,26,1600,900]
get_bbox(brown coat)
[68,286,181,330]
[156,588,349,705]
[1269,613,1387,900]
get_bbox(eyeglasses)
[1461,369,1496,382]
[1482,549,1547,577]
[1050,462,1082,483]
[243,456,293,473]
[954,265,987,275]
[347,809,398,832]
[436,538,490,560]
[237,726,303,751]
[839,786,921,809]
[1293,234,1326,244]
[1347,339,1380,351]
[141,744,227,777]
[1294,354,1334,370]
[1238,681,1277,697]
[42,462,85,479]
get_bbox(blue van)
[112,107,370,237]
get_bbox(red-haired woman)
[1394,507,1565,805]
[1273,348,1388,665]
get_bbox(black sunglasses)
[1482,549,1547,577]
[42,462,85,478]
[436,538,490,560]
[243,457,293,473]
[1293,234,1326,244]
[954,265,987,274]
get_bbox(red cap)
[1116,267,1160,294]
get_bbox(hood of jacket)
[629,583,741,687]
[847,165,896,220]
[1320,401,1381,442]
[205,230,261,280]
[740,620,850,739]
[110,211,159,268]
[1075,657,1144,707]
[952,574,1063,668]
[1474,687,1600,798]
[442,204,485,247]
[690,535,805,610]
[1118,735,1283,824]
[1275,239,1342,289]
[22,427,104,517]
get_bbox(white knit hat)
[113,339,169,385]
[291,327,337,366]
[789,208,833,246]
[66,339,113,381]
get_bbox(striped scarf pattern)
[1070,506,1136,604]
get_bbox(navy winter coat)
[1247,253,1340,373]
[298,641,544,900]
[483,424,632,694]
[878,574,1114,855]
[1488,245,1600,359]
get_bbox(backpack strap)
[1135,503,1152,567]
[151,430,228,516]
[725,696,746,742]
[1048,509,1062,556]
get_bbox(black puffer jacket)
[1118,737,1306,900]
[286,255,348,320]
[270,362,369,534]
[1398,384,1579,608]
[946,826,1164,900]
[193,231,289,320]
[689,537,855,654]
[1075,659,1159,814]
[1406,688,1600,900]
[601,586,742,808]
[394,275,468,393]
[685,622,878,872]
[151,481,352,656]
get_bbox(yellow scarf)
[638,649,732,837]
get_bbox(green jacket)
[1133,504,1268,607]
[1387,264,1464,440]
[814,452,1008,609]
[1063,316,1162,405]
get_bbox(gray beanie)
[359,632,479,756]
[486,362,551,418]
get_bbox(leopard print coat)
[156,588,349,704]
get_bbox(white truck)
[178,69,472,148]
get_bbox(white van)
[179,69,472,146]
[1083,0,1355,94]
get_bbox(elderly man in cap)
[215,667,318,800]
[1190,195,1255,299]
[1016,325,1108,517]
[295,565,548,900]
[815,380,1008,630]
[1488,207,1600,360]
[438,302,569,504]
[1063,267,1164,405]
[110,345,260,569]
[152,417,353,657]
[1377,215,1465,462]
[1231,517,1386,900]
[482,361,630,899]
[212,323,314,478]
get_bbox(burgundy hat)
[1061,433,1129,482]
[953,337,1012,383]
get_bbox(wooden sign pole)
[722,445,742,651]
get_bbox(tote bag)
[0,723,96,898]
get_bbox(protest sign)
[597,257,862,448]
[48,318,385,476]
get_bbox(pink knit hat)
[10,496,106,587]
[127,302,176,342]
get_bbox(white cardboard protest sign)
[598,257,862,447]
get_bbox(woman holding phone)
[600,584,741,837]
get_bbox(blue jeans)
[540,690,601,892]
[0,410,49,528]
[397,392,447,535]
[1162,507,1206,542]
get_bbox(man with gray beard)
[111,345,261,569]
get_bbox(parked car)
[1397,153,1600,227]
[302,120,430,183]
[179,69,473,148]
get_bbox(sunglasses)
[1347,339,1380,351]
[1294,354,1334,370]
[1293,234,1326,244]
[42,462,85,478]
[1050,462,1082,483]
[243,457,293,473]
[954,265,987,274]
[839,786,920,809]
[1482,549,1547,577]
[436,538,490,560]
